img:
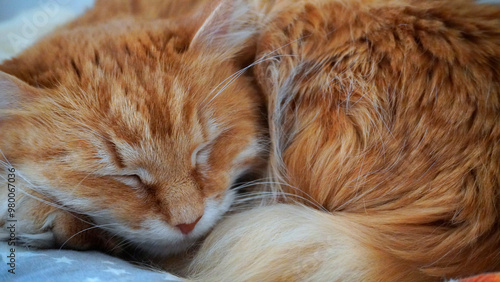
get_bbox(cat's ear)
[190,0,260,55]
[0,71,40,116]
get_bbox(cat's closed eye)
[0,0,266,260]
[191,142,211,167]
[113,174,143,188]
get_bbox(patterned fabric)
[0,242,181,282]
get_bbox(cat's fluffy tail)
[185,204,432,281]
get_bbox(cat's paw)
[0,194,113,251]
[13,232,57,248]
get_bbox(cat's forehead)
[11,16,250,148]
[103,77,208,141]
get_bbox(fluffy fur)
[187,204,428,281]
[0,0,266,256]
[1,0,499,281]
[187,0,500,280]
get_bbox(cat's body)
[189,0,500,280]
[257,0,500,277]
[1,0,499,281]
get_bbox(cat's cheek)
[223,137,264,187]
[196,190,235,235]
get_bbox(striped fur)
[1,0,500,280]
[0,0,266,256]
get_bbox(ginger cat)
[0,0,266,256]
[1,0,500,281]
[185,0,500,281]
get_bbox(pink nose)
[176,216,202,235]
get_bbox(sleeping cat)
[0,0,266,256]
[1,0,500,281]
[185,0,500,280]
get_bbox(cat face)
[0,1,265,255]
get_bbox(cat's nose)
[176,216,202,235]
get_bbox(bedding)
[0,242,181,281]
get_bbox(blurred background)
[0,0,94,21]
[0,0,95,61]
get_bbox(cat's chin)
[132,236,199,258]
[106,191,235,257]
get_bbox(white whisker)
[59,223,121,250]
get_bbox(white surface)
[0,0,94,21]
[0,0,95,61]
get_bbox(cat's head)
[0,0,265,256]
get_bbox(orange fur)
[0,0,266,256]
[1,0,499,280]
[187,0,500,280]
[254,0,500,278]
